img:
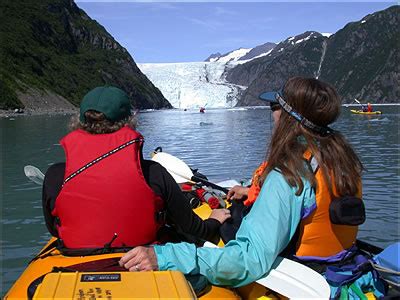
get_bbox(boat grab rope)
[62,137,143,187]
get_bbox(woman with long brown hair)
[119,78,384,297]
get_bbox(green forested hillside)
[319,5,399,103]
[0,0,171,110]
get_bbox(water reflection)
[1,106,399,294]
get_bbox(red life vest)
[52,126,164,249]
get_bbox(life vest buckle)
[156,210,167,224]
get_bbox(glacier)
[138,62,247,109]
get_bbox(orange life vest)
[243,162,267,206]
[52,126,164,249]
[244,156,360,257]
[296,155,360,257]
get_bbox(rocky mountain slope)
[230,5,399,105]
[319,5,399,103]
[226,32,325,106]
[0,0,171,111]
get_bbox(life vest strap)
[63,137,143,187]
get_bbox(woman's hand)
[209,208,231,224]
[226,185,249,201]
[119,246,159,271]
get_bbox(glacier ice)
[138,62,247,109]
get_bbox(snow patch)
[252,49,273,60]
[214,48,252,63]
[295,34,313,44]
[321,32,332,37]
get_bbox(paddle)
[203,241,331,298]
[24,165,45,185]
[23,156,231,194]
[151,151,229,193]
[354,98,366,110]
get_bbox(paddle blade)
[202,242,330,298]
[215,179,241,189]
[257,257,331,298]
[24,165,45,185]
[151,152,194,183]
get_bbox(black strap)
[28,239,59,264]
[57,246,134,256]
[356,239,383,255]
[63,138,143,186]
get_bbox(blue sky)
[76,1,396,63]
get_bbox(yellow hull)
[3,236,280,299]
[350,109,382,115]
[3,202,377,299]
[4,203,279,299]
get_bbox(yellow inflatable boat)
[4,203,285,300]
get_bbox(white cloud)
[214,6,238,17]
[183,17,224,30]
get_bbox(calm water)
[1,106,399,294]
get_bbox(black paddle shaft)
[191,175,229,194]
[356,239,383,255]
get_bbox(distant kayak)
[351,109,382,115]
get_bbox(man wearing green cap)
[42,86,229,252]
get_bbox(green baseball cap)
[80,86,132,122]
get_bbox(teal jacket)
[154,170,315,287]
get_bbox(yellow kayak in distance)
[351,109,382,115]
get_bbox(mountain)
[318,6,399,103]
[226,31,324,94]
[204,52,222,62]
[0,0,171,111]
[231,6,399,106]
[204,42,277,63]
[205,48,251,63]
[238,42,276,61]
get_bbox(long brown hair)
[69,110,137,134]
[260,77,363,196]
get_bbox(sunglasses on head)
[275,93,334,136]
[270,103,281,112]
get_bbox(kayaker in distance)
[362,102,373,112]
[120,77,386,298]
[42,86,230,251]
[199,106,205,113]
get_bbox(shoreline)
[1,103,399,118]
[0,108,78,118]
